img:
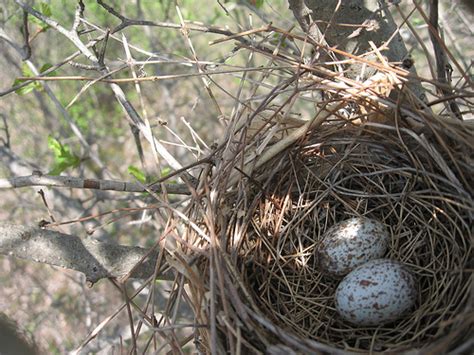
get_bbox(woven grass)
[175,20,473,354]
[181,115,473,353]
[239,124,473,352]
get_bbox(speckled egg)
[335,259,417,326]
[316,217,389,276]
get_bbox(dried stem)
[0,174,192,195]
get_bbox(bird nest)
[236,124,472,353]
[181,114,473,353]
[175,37,473,352]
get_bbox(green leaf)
[13,62,55,95]
[30,2,52,31]
[12,78,36,95]
[128,165,147,183]
[411,17,424,26]
[160,167,177,184]
[48,136,62,156]
[13,64,41,95]
[40,2,52,17]
[160,167,172,177]
[21,62,34,77]
[39,63,53,73]
[47,136,81,175]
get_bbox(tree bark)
[0,223,172,284]
[288,0,426,100]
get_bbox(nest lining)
[227,124,473,352]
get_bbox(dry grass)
[175,6,473,353]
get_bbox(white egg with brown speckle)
[335,259,417,326]
[316,217,389,276]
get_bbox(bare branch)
[428,0,462,119]
[21,10,31,60]
[0,29,110,175]
[0,223,172,284]
[14,0,187,176]
[0,145,110,238]
[0,10,249,97]
[13,0,98,62]
[295,0,427,102]
[0,174,192,195]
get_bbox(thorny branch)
[13,0,187,176]
[0,28,110,176]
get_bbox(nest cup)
[210,122,473,353]
[177,20,473,351]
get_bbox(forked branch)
[0,223,172,284]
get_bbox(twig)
[37,189,57,223]
[413,1,472,88]
[14,0,98,62]
[176,5,223,119]
[96,28,110,68]
[0,145,111,238]
[0,223,173,283]
[72,0,85,33]
[121,34,148,172]
[0,27,98,97]
[14,0,188,177]
[0,113,11,147]
[0,174,192,195]
[15,66,286,83]
[21,10,31,60]
[428,0,462,119]
[0,29,111,176]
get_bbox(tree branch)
[0,174,192,195]
[428,0,462,119]
[14,0,188,177]
[0,145,112,239]
[0,223,173,284]
[291,0,427,102]
[0,28,110,175]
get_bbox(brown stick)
[0,174,191,195]
[428,0,462,119]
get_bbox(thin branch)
[21,10,31,60]
[0,223,173,283]
[428,0,462,119]
[176,6,223,119]
[72,0,85,33]
[14,0,98,62]
[0,114,11,147]
[0,7,263,97]
[412,1,472,88]
[122,34,148,171]
[15,66,286,83]
[0,174,192,195]
[0,29,110,176]
[14,0,187,176]
[0,145,110,239]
